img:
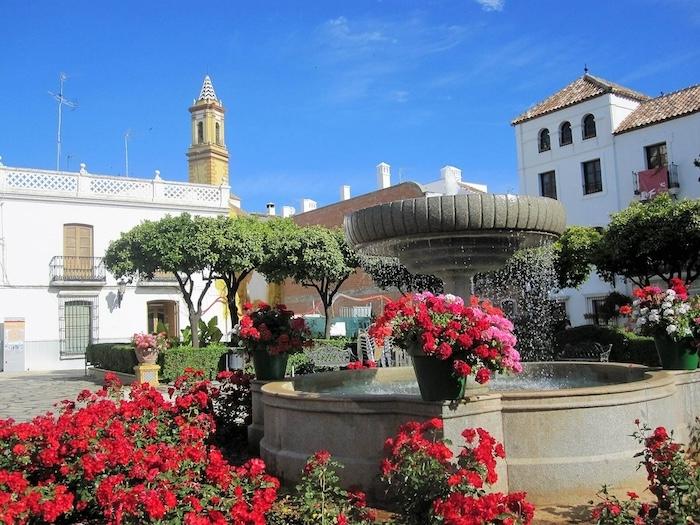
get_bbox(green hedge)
[86,343,137,374]
[555,325,658,366]
[159,345,228,382]
[86,343,229,382]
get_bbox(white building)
[513,74,700,325]
[0,76,243,372]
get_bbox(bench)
[306,345,354,370]
[557,342,612,362]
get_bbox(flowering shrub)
[0,370,278,524]
[132,331,169,353]
[346,360,377,370]
[623,278,695,342]
[369,292,521,385]
[380,419,534,525]
[591,421,700,524]
[209,370,253,455]
[268,451,376,525]
[235,302,313,355]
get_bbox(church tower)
[187,75,229,186]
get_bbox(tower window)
[559,121,572,146]
[215,122,221,145]
[538,129,551,152]
[197,122,204,144]
[582,114,596,139]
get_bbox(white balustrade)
[0,166,229,209]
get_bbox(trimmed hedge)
[159,345,228,382]
[555,325,658,366]
[86,343,229,382]
[86,343,137,374]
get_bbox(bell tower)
[187,75,229,186]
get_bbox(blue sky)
[1,0,698,212]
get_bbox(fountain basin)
[257,363,700,503]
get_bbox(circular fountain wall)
[257,364,700,503]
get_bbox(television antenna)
[124,129,131,177]
[48,73,78,172]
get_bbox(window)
[215,122,221,145]
[63,224,93,279]
[197,121,204,144]
[539,171,557,199]
[147,300,179,337]
[59,296,98,357]
[587,296,607,326]
[538,129,551,152]
[582,159,603,194]
[582,114,596,139]
[559,121,572,146]
[645,142,667,169]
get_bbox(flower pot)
[410,354,467,401]
[654,336,699,370]
[252,350,289,380]
[134,347,159,365]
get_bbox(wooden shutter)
[63,225,93,279]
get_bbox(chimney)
[282,206,296,218]
[301,198,317,213]
[266,202,276,216]
[376,162,391,189]
[440,165,462,196]
[340,185,351,201]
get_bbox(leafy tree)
[594,195,700,286]
[261,225,360,338]
[104,213,217,348]
[360,256,444,295]
[207,216,269,327]
[551,226,602,289]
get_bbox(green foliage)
[552,226,602,289]
[261,225,361,338]
[159,344,228,382]
[555,325,658,366]
[595,195,700,286]
[85,343,137,374]
[180,316,223,346]
[286,352,315,375]
[361,256,444,295]
[104,213,220,347]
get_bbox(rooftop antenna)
[583,64,589,75]
[124,129,131,177]
[48,73,78,172]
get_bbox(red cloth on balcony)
[638,167,668,200]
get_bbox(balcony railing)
[633,163,680,200]
[138,270,179,285]
[50,256,106,283]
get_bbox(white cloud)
[475,0,504,11]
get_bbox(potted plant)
[369,292,522,401]
[235,302,312,380]
[132,332,168,364]
[621,278,698,370]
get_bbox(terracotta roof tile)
[614,84,700,134]
[511,74,649,125]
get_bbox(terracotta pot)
[134,347,159,365]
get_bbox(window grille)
[59,296,99,357]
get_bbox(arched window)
[582,114,596,139]
[538,128,551,152]
[559,121,572,146]
[215,122,221,145]
[197,122,204,144]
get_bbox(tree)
[260,225,360,338]
[594,195,700,286]
[207,215,268,327]
[360,256,444,295]
[551,226,602,289]
[104,213,217,348]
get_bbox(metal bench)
[557,342,612,362]
[306,345,354,370]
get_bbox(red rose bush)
[0,370,278,524]
[235,302,312,356]
[369,292,521,385]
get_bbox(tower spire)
[198,75,218,102]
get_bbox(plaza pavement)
[0,369,104,422]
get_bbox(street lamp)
[116,277,129,307]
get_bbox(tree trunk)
[323,300,331,339]
[189,310,201,349]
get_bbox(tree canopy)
[552,226,602,289]
[360,256,444,295]
[104,213,218,348]
[260,224,360,338]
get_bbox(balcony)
[49,256,106,285]
[633,163,680,201]
[138,270,179,287]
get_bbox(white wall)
[0,195,227,371]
